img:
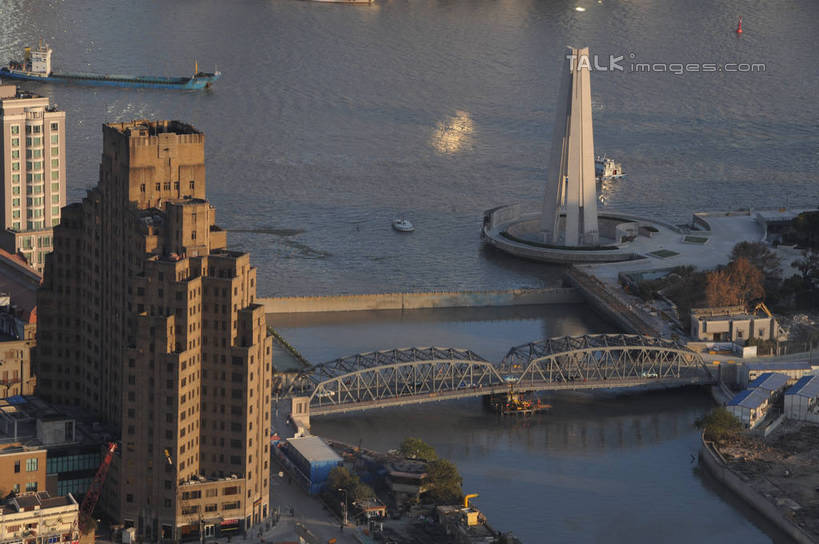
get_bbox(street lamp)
[337,488,348,527]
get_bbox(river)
[270,306,792,542]
[3,0,815,540]
[2,0,817,296]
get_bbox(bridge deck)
[309,376,711,416]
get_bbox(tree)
[704,258,764,308]
[730,241,781,279]
[727,257,765,307]
[425,458,463,504]
[325,466,375,503]
[792,249,819,286]
[399,437,438,461]
[695,407,743,443]
[705,269,739,307]
[790,211,819,248]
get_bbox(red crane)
[79,442,118,533]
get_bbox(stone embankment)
[260,287,582,314]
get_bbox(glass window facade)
[46,452,101,474]
[57,477,93,497]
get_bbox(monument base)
[482,205,676,264]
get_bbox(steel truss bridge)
[286,335,712,416]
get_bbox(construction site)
[708,420,819,540]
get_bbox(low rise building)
[784,375,819,423]
[0,492,78,544]
[280,436,342,495]
[727,372,790,429]
[726,388,771,429]
[354,497,386,521]
[690,306,786,343]
[0,255,40,398]
[741,361,816,388]
[748,372,790,395]
[385,459,429,503]
[0,443,46,496]
[0,396,108,499]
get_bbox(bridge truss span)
[290,347,505,411]
[286,336,712,416]
[501,334,708,387]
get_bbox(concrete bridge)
[284,334,714,417]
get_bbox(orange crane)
[79,442,117,533]
[753,302,773,318]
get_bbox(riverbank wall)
[564,267,659,335]
[699,436,818,544]
[259,287,582,314]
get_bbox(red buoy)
[736,16,743,34]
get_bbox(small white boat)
[392,218,415,232]
[595,155,625,180]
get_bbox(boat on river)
[1,41,220,90]
[392,218,414,232]
[595,155,625,180]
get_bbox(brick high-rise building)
[35,120,272,540]
[0,85,66,272]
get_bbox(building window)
[11,125,19,134]
[11,138,19,147]
[11,150,19,159]
[26,457,38,471]
[12,174,20,183]
[163,182,171,191]
[51,146,59,156]
[140,184,146,193]
[155,183,160,191]
[51,158,59,169]
[14,460,20,473]
[26,481,37,492]
[126,494,134,503]
[191,231,196,240]
[12,186,20,195]
[189,180,195,189]
[52,206,60,216]
[51,133,59,143]
[12,162,19,171]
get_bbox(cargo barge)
[1,41,220,90]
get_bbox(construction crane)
[753,302,773,318]
[464,493,479,509]
[79,442,117,534]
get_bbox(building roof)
[745,361,812,371]
[286,436,341,464]
[748,372,789,391]
[786,375,819,398]
[0,249,41,324]
[727,388,770,410]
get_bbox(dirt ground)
[718,420,819,537]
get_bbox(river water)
[271,307,790,543]
[2,0,817,296]
[3,0,815,541]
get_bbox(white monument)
[540,46,599,247]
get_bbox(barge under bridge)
[284,335,714,417]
